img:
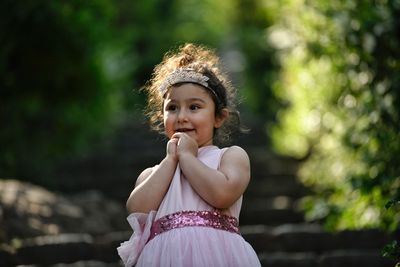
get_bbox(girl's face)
[163,83,226,147]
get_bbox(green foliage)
[0,0,126,182]
[270,0,400,231]
[382,240,400,266]
[116,0,237,107]
[0,0,240,185]
[382,200,400,265]
[234,0,280,121]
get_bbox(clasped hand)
[166,132,198,161]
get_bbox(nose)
[177,108,188,122]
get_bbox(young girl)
[117,43,261,267]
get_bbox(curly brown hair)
[142,43,242,145]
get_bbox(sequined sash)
[148,210,240,242]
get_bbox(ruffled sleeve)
[117,210,156,267]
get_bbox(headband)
[159,68,219,101]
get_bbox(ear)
[214,108,229,129]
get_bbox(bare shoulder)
[219,145,251,186]
[221,145,250,163]
[135,166,155,187]
[220,145,250,170]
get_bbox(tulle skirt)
[136,227,261,267]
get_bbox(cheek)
[163,120,173,138]
[163,115,174,129]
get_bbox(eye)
[190,104,200,110]
[165,104,177,111]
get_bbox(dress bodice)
[155,145,242,220]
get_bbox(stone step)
[243,196,298,210]
[241,224,396,253]
[2,228,395,267]
[246,176,309,198]
[0,233,123,266]
[10,251,396,267]
[240,196,304,225]
[247,148,300,177]
[240,208,304,225]
[241,196,305,225]
[258,250,396,267]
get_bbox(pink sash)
[149,210,240,242]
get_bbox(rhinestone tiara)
[159,68,210,96]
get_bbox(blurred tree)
[115,0,237,108]
[269,0,400,231]
[0,0,127,183]
[234,0,280,123]
[0,0,240,186]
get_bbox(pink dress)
[117,145,261,267]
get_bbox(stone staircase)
[4,112,397,266]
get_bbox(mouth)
[175,128,195,133]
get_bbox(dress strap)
[148,210,240,242]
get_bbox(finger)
[169,137,179,144]
[171,132,184,139]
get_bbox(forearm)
[126,156,177,214]
[178,153,238,208]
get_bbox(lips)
[176,128,195,133]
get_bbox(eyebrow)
[188,97,206,103]
[167,97,206,103]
